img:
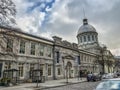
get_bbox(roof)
[77,24,97,35]
[77,18,97,35]
[0,25,53,43]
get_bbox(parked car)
[102,73,114,79]
[92,73,102,81]
[87,73,101,82]
[87,73,93,82]
[95,78,120,90]
[115,72,120,77]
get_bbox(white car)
[102,73,114,79]
[95,78,120,90]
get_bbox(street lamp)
[100,45,106,74]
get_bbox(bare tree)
[0,27,21,84]
[0,28,18,57]
[0,27,20,71]
[0,0,16,26]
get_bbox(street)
[43,81,101,90]
[0,81,101,90]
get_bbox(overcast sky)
[13,0,120,56]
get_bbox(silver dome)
[77,19,97,35]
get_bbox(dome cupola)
[77,18,98,50]
[77,18,97,36]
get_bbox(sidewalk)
[0,78,86,90]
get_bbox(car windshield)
[88,74,92,76]
[96,80,120,90]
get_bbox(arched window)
[95,35,97,41]
[94,35,96,41]
[80,36,82,43]
[92,35,94,41]
[88,35,90,41]
[84,36,86,42]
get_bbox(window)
[80,37,82,43]
[40,65,43,76]
[77,56,80,65]
[84,56,86,62]
[94,35,97,41]
[6,39,13,52]
[30,64,34,71]
[57,68,61,75]
[56,52,60,63]
[84,36,86,42]
[88,35,90,41]
[39,44,45,56]
[30,42,35,55]
[47,46,52,57]
[48,65,51,76]
[92,35,94,41]
[19,40,25,54]
[95,35,97,41]
[18,63,24,77]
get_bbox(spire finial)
[83,8,86,19]
[82,8,88,25]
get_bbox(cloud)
[13,0,47,33]
[40,31,52,39]
[42,0,120,55]
[13,0,120,55]
[111,48,120,56]
[41,0,79,42]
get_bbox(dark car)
[87,73,101,82]
[92,73,102,81]
[87,74,93,82]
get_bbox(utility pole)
[101,46,106,74]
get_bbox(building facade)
[77,18,115,74]
[0,18,115,81]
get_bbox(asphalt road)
[43,81,101,90]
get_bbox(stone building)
[0,18,115,81]
[0,26,54,81]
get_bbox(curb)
[34,80,87,90]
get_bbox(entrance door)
[66,62,72,78]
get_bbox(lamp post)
[100,46,106,74]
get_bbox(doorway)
[66,61,72,78]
